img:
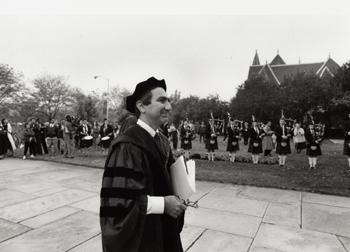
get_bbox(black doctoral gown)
[100,124,184,252]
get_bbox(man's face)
[143,87,171,127]
[83,120,87,125]
[280,120,285,125]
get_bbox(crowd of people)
[161,116,350,172]
[0,116,120,160]
[1,113,350,172]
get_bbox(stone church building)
[248,51,340,85]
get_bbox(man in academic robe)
[100,77,187,252]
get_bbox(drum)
[310,145,317,151]
[83,136,93,148]
[101,136,111,148]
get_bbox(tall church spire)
[252,50,261,65]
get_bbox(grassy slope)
[11,135,350,197]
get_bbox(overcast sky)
[1,0,350,102]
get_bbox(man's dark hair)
[133,89,153,118]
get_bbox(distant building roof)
[248,52,340,84]
[252,51,260,66]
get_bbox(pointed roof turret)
[252,50,261,65]
[270,50,286,65]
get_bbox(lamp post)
[94,76,109,120]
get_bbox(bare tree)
[31,73,73,121]
[0,63,25,105]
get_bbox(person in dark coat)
[180,121,193,160]
[275,118,292,167]
[226,119,240,164]
[305,124,323,170]
[22,122,36,159]
[205,118,218,161]
[343,114,350,173]
[248,121,265,164]
[99,118,114,157]
[100,77,186,252]
[76,118,92,157]
[169,123,178,150]
[38,119,48,155]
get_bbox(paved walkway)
[0,159,349,252]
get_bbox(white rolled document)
[170,156,196,200]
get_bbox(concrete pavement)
[0,158,349,252]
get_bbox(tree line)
[1,61,350,136]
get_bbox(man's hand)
[164,196,187,218]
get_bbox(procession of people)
[0,115,121,160]
[1,109,350,173]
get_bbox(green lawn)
[11,135,350,197]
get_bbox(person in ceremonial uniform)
[248,120,264,164]
[99,118,114,156]
[293,123,306,153]
[226,119,240,164]
[77,118,91,157]
[92,121,100,151]
[262,121,274,156]
[100,77,186,252]
[205,118,218,161]
[305,124,323,169]
[343,114,350,173]
[180,120,193,160]
[275,118,292,167]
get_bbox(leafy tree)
[230,75,280,124]
[329,60,350,128]
[109,87,132,123]
[279,72,329,124]
[0,63,25,105]
[31,73,73,121]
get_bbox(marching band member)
[169,123,178,150]
[305,124,323,169]
[99,118,114,156]
[77,118,92,157]
[262,121,274,156]
[180,121,193,160]
[343,114,350,172]
[226,119,241,164]
[275,118,292,167]
[205,118,218,161]
[248,120,265,164]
